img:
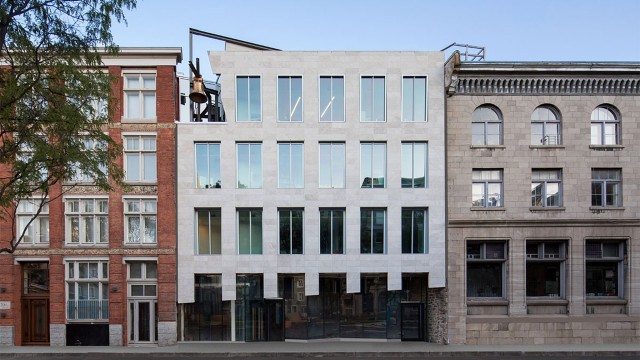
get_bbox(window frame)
[236,75,262,122]
[319,75,345,122]
[122,71,157,121]
[590,105,620,146]
[531,169,562,208]
[466,241,508,299]
[360,208,386,254]
[278,208,304,255]
[194,142,221,189]
[360,142,387,189]
[237,208,263,255]
[585,240,625,298]
[278,142,304,189]
[401,75,428,122]
[472,169,503,208]
[471,105,503,146]
[65,197,109,245]
[401,208,429,254]
[195,208,221,255]
[236,142,263,189]
[360,76,386,122]
[319,208,345,255]
[525,241,566,299]
[123,134,157,183]
[65,259,109,321]
[318,142,346,189]
[591,169,622,207]
[124,197,158,245]
[16,198,50,245]
[277,75,303,122]
[401,142,428,188]
[127,261,158,298]
[531,105,561,145]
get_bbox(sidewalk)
[1,341,640,356]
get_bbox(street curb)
[1,352,640,357]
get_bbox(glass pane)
[250,144,262,188]
[143,216,157,243]
[531,182,543,206]
[414,77,426,121]
[209,144,221,188]
[291,210,303,254]
[128,217,141,243]
[585,262,619,296]
[236,77,249,121]
[197,210,211,254]
[250,211,262,254]
[413,143,426,188]
[331,144,345,188]
[333,211,344,254]
[144,285,157,297]
[143,137,156,151]
[210,210,221,254]
[195,144,208,188]
[290,77,303,122]
[401,210,412,253]
[545,123,560,145]
[372,210,385,253]
[360,210,372,253]
[126,154,140,181]
[143,94,156,118]
[472,183,485,207]
[531,123,543,145]
[605,182,620,206]
[591,182,603,206]
[604,123,618,145]
[237,144,249,188]
[279,210,291,254]
[486,123,501,145]
[146,262,158,279]
[127,77,140,89]
[360,144,372,188]
[79,263,88,279]
[238,211,250,254]
[371,144,385,188]
[373,77,385,121]
[129,263,142,279]
[70,217,80,243]
[99,217,108,243]
[126,93,140,118]
[127,200,140,212]
[402,77,413,121]
[487,183,502,207]
[126,137,140,151]
[591,124,602,145]
[546,182,560,206]
[249,77,261,121]
[467,263,503,297]
[143,77,156,90]
[333,77,344,121]
[472,123,485,145]
[131,284,144,296]
[319,77,332,121]
[361,77,372,121]
[413,210,425,254]
[277,77,290,121]
[83,217,94,243]
[401,144,413,188]
[291,144,303,188]
[526,262,561,297]
[319,210,331,254]
[319,144,331,188]
[278,144,291,188]
[143,154,156,181]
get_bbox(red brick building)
[0,48,182,346]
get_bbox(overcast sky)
[111,0,640,76]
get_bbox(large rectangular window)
[195,143,221,189]
[472,169,503,207]
[17,198,49,245]
[66,261,109,320]
[402,76,427,122]
[401,142,428,188]
[66,198,108,245]
[467,241,507,298]
[236,76,261,122]
[360,208,386,254]
[196,209,221,255]
[237,143,262,189]
[531,169,562,207]
[279,209,303,254]
[320,209,345,254]
[402,208,428,254]
[124,73,156,120]
[237,209,262,254]
[585,241,624,298]
[526,241,566,298]
[319,142,345,188]
[69,138,108,183]
[319,76,344,122]
[125,198,157,244]
[360,76,385,122]
[278,143,304,188]
[591,169,622,207]
[277,76,303,122]
[124,135,156,182]
[360,143,386,188]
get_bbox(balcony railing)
[67,300,109,320]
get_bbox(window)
[526,241,566,298]
[466,241,507,298]
[585,241,625,297]
[319,76,344,122]
[196,209,221,255]
[69,138,108,183]
[237,143,262,189]
[531,169,562,207]
[401,142,428,188]
[360,143,386,188]
[195,143,221,189]
[402,208,428,254]
[277,76,303,122]
[17,199,49,244]
[472,169,503,207]
[472,105,502,145]
[531,106,561,145]
[236,76,261,122]
[279,209,303,254]
[17,140,48,182]
[278,143,304,188]
[125,198,157,244]
[66,261,109,320]
[66,198,108,245]
[319,142,345,188]
[402,76,427,122]
[237,209,262,254]
[124,73,156,120]
[320,209,345,254]
[360,76,385,122]
[360,208,385,254]
[591,106,620,145]
[128,261,157,297]
[124,135,156,182]
[591,169,622,207]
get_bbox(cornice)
[448,218,640,228]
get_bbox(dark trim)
[189,28,280,51]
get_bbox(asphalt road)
[10,355,636,360]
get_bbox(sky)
[110,0,640,77]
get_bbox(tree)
[0,0,137,253]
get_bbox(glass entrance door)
[400,302,424,341]
[265,299,284,341]
[128,300,157,343]
[21,262,49,345]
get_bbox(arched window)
[531,105,561,145]
[471,105,502,146]
[591,105,620,145]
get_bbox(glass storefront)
[181,275,231,341]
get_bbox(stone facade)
[0,326,13,346]
[445,57,640,344]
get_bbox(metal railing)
[441,43,486,61]
[67,300,109,320]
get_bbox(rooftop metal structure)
[441,43,485,61]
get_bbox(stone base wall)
[157,321,177,346]
[427,287,448,344]
[0,326,14,346]
[466,319,640,344]
[49,324,66,346]
[109,324,122,346]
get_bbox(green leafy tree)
[0,0,136,253]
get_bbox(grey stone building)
[445,53,640,344]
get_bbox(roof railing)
[441,43,485,61]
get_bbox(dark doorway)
[400,302,425,341]
[21,262,49,345]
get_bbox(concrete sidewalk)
[0,341,639,356]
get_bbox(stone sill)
[529,145,565,150]
[529,207,565,212]
[526,299,569,306]
[589,206,625,212]
[585,299,627,305]
[470,207,505,211]
[470,145,506,150]
[467,299,509,306]
[589,145,624,151]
